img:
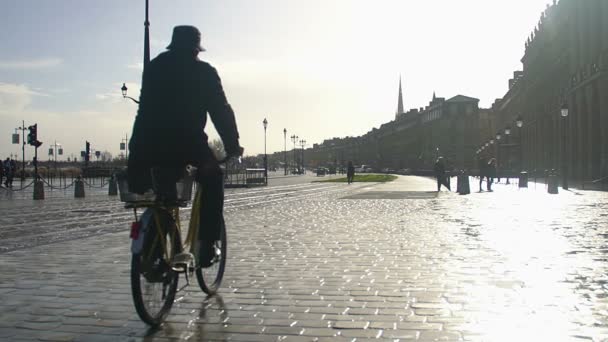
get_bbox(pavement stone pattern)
[1,175,608,341]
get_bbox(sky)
[0,0,553,160]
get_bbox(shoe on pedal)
[198,241,215,268]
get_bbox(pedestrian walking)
[9,158,17,186]
[0,159,4,186]
[3,158,13,187]
[487,158,497,191]
[478,156,487,192]
[346,161,355,184]
[433,157,451,191]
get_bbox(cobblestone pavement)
[1,176,608,341]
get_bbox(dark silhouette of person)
[3,158,14,187]
[128,25,242,267]
[487,158,497,191]
[433,157,450,191]
[9,159,16,186]
[346,161,355,184]
[478,156,487,192]
[0,158,4,186]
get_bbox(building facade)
[490,0,608,181]
[305,93,481,172]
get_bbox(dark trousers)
[195,160,224,242]
[436,175,450,191]
[347,172,354,184]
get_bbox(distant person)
[487,158,497,191]
[478,156,487,192]
[10,159,17,185]
[433,157,450,191]
[128,25,243,267]
[346,161,355,184]
[0,158,4,186]
[3,158,13,187]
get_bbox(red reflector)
[130,221,141,239]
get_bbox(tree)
[100,151,113,162]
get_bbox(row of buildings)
[271,0,608,181]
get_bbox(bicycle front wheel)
[196,222,227,295]
[131,209,180,326]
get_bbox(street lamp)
[13,121,27,181]
[561,102,569,118]
[291,134,298,174]
[504,126,512,184]
[283,128,287,175]
[263,118,268,184]
[121,0,150,105]
[121,83,140,104]
[516,115,524,172]
[495,131,502,180]
[561,101,569,189]
[120,134,129,160]
[49,141,62,182]
[300,139,306,173]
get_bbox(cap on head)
[167,25,205,52]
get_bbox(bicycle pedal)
[171,252,195,272]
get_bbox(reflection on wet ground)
[1,178,608,341]
[439,187,608,341]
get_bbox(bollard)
[519,171,528,188]
[74,176,85,198]
[33,178,45,200]
[547,173,558,194]
[108,174,118,196]
[457,172,470,195]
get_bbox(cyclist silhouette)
[128,25,243,267]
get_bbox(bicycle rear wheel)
[196,222,227,295]
[131,209,180,326]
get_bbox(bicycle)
[117,166,227,326]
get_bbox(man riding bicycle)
[128,25,242,267]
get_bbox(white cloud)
[0,83,48,113]
[0,58,62,69]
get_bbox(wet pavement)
[1,175,608,341]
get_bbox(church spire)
[396,75,404,118]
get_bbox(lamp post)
[49,141,62,184]
[121,0,150,104]
[300,139,306,174]
[283,128,287,175]
[120,134,129,160]
[504,126,511,184]
[121,83,139,104]
[263,118,268,184]
[516,115,524,171]
[13,121,27,181]
[291,134,298,174]
[561,101,569,189]
[496,132,502,180]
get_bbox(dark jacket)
[347,164,355,176]
[434,160,445,176]
[129,50,240,168]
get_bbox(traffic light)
[85,141,90,162]
[27,124,42,147]
[27,124,37,145]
